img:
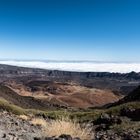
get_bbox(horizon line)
[0,59,140,63]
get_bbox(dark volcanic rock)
[59,134,73,140]
[94,113,122,126]
[37,135,81,140]
[94,114,122,131]
[95,129,140,140]
[121,108,140,121]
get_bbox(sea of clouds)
[0,60,140,73]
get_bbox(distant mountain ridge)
[0,64,140,79]
[0,64,140,95]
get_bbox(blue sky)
[0,0,140,61]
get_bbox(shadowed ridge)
[105,85,140,108]
[0,84,61,110]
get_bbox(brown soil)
[4,81,122,109]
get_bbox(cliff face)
[1,64,140,79]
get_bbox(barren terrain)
[0,64,139,140]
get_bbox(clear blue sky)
[0,0,140,61]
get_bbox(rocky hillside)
[107,85,140,108]
[122,85,140,102]
[0,111,42,140]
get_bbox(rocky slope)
[106,85,140,108]
[0,84,68,110]
[121,85,140,102]
[0,111,42,140]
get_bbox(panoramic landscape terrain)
[0,63,139,140]
[0,0,140,139]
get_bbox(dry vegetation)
[28,116,93,139]
[18,115,29,121]
[30,118,47,128]
[45,117,93,140]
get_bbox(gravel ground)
[0,111,43,140]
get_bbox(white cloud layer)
[0,61,140,73]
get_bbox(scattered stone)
[34,137,42,140]
[39,135,81,140]
[94,113,122,126]
[2,133,6,138]
[59,134,72,140]
[120,108,140,121]
[0,111,42,140]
